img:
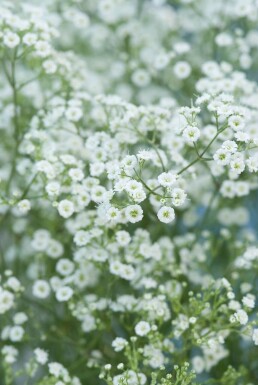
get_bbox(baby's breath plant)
[0,0,258,384]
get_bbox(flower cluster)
[0,0,258,384]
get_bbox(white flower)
[56,259,75,276]
[91,186,107,203]
[157,206,175,224]
[35,40,51,57]
[13,312,28,325]
[242,294,255,309]
[221,140,238,154]
[234,309,248,325]
[121,155,137,170]
[0,290,14,314]
[47,239,64,259]
[220,180,236,198]
[192,356,205,374]
[46,181,61,196]
[5,277,21,292]
[23,33,37,46]
[68,168,84,182]
[228,115,245,131]
[116,231,131,246]
[56,286,73,302]
[74,230,90,246]
[171,188,187,207]
[135,321,151,336]
[213,149,231,166]
[106,207,121,222]
[230,157,245,175]
[17,199,31,214]
[43,60,57,74]
[124,205,143,223]
[252,329,258,345]
[34,348,48,365]
[183,126,200,142]
[173,61,191,79]
[48,362,65,377]
[3,32,20,48]
[119,264,136,281]
[2,346,18,364]
[65,106,83,122]
[131,189,146,203]
[154,53,170,70]
[112,337,128,352]
[9,326,24,342]
[32,280,51,299]
[158,172,177,187]
[131,69,150,87]
[57,200,74,218]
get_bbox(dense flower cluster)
[0,0,258,384]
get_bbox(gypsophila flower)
[17,199,31,214]
[56,286,73,302]
[173,61,192,79]
[135,321,151,337]
[34,348,49,365]
[9,326,24,342]
[57,200,75,218]
[3,32,20,48]
[112,337,128,352]
[234,309,248,325]
[157,206,175,223]
[252,329,258,345]
[32,280,51,299]
[183,126,200,142]
[124,205,143,223]
[0,2,258,383]
[158,172,178,187]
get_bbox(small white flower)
[0,290,14,314]
[121,155,137,170]
[13,312,28,325]
[32,280,51,299]
[74,230,90,246]
[46,181,61,196]
[183,126,200,142]
[214,149,231,166]
[131,69,150,87]
[9,326,24,342]
[23,32,37,46]
[68,168,84,182]
[57,200,74,218]
[116,231,131,246]
[173,61,191,79]
[234,309,248,325]
[17,199,31,214]
[56,286,73,302]
[242,294,255,309]
[171,188,187,207]
[157,206,175,224]
[65,106,83,122]
[106,207,121,222]
[124,205,143,223]
[252,329,258,345]
[228,115,245,131]
[112,337,128,352]
[34,348,48,365]
[35,40,51,57]
[43,60,57,74]
[135,321,151,336]
[56,259,75,276]
[4,32,20,48]
[158,172,177,187]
